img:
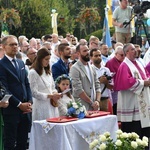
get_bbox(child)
[55,74,74,116]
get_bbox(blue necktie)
[12,59,20,77]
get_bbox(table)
[29,115,118,150]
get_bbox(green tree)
[11,0,51,38]
[63,0,106,38]
[76,6,101,36]
[0,0,76,38]
[0,0,106,39]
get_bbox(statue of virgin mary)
[51,9,58,34]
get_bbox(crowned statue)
[51,9,58,34]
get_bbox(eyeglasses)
[7,43,19,47]
[118,53,125,57]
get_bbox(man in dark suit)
[0,35,32,150]
[52,43,71,80]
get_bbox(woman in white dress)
[28,47,62,121]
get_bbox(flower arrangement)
[67,101,87,119]
[0,8,21,28]
[89,130,148,150]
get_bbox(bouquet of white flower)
[89,129,148,150]
[67,101,87,119]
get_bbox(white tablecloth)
[29,115,118,150]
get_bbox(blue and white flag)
[102,13,112,48]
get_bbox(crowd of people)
[0,32,150,149]
[0,1,150,149]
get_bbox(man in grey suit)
[70,44,101,110]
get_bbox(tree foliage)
[0,0,76,38]
[76,6,101,35]
[0,0,106,39]
[11,0,54,38]
[62,0,106,38]
[85,27,115,41]
[0,8,21,29]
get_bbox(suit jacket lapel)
[78,61,91,83]
[2,56,20,81]
[89,65,94,87]
[60,59,68,74]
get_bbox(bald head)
[115,42,124,49]
[115,46,125,62]
[29,38,37,49]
